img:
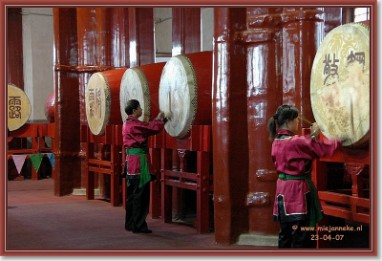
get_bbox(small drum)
[310,23,369,147]
[7,84,31,131]
[159,51,213,139]
[44,90,55,123]
[85,68,127,135]
[119,62,166,123]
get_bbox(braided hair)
[267,104,299,140]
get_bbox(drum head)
[119,68,151,123]
[310,23,370,147]
[7,84,32,131]
[159,55,197,139]
[85,72,110,135]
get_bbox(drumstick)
[299,116,313,126]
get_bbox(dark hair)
[267,104,299,140]
[125,99,140,115]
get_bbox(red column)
[172,8,201,55]
[322,7,344,34]
[213,8,249,245]
[107,8,130,68]
[77,7,110,189]
[128,8,154,67]
[53,8,81,195]
[280,8,324,128]
[77,8,130,189]
[240,8,283,236]
[6,8,24,89]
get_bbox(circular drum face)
[310,23,370,147]
[7,84,32,131]
[85,72,110,135]
[120,68,151,123]
[159,55,197,139]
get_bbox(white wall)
[154,8,173,62]
[201,8,214,51]
[22,8,54,122]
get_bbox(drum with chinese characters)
[7,84,31,131]
[310,23,369,147]
[119,62,166,123]
[85,68,127,135]
[158,51,213,139]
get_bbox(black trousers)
[125,178,150,232]
[278,220,316,248]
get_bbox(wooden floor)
[5,178,274,256]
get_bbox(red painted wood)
[53,8,81,196]
[7,8,24,89]
[161,125,211,233]
[243,8,283,236]
[128,8,154,67]
[213,7,249,245]
[172,8,201,55]
[108,8,130,68]
[322,7,344,34]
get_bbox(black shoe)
[125,226,132,231]
[132,229,152,234]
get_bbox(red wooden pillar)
[213,8,249,245]
[53,8,81,195]
[77,8,130,194]
[108,8,130,68]
[77,8,110,190]
[322,7,344,34]
[241,8,283,237]
[172,8,201,55]
[6,8,24,89]
[280,8,324,128]
[128,8,154,67]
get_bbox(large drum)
[310,23,369,147]
[159,51,213,139]
[85,68,127,135]
[119,62,166,123]
[7,84,31,131]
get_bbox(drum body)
[159,51,213,139]
[7,84,31,131]
[85,68,127,135]
[44,90,55,123]
[119,62,166,123]
[310,23,369,147]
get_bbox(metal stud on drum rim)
[310,23,370,147]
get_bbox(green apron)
[126,148,151,188]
